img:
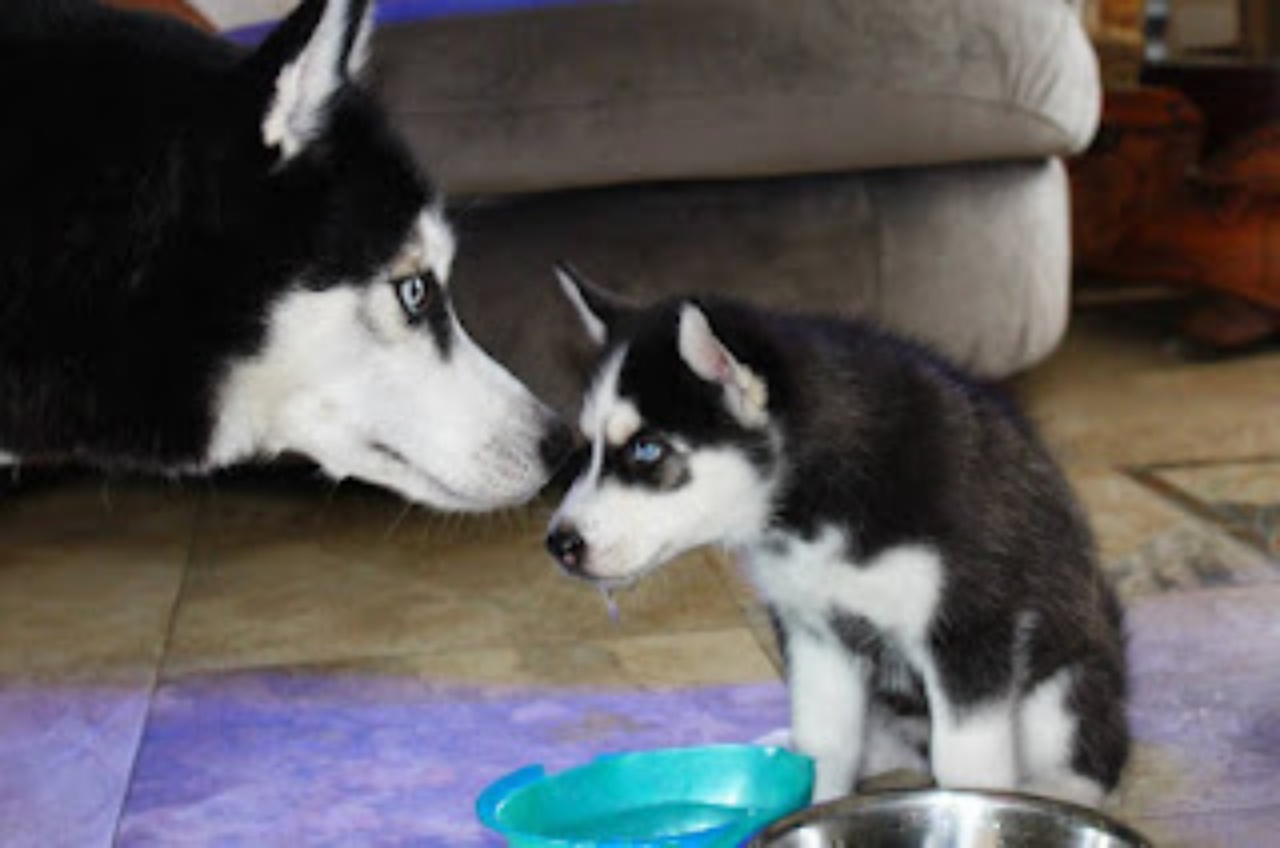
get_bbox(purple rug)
[115,670,788,845]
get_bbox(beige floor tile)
[0,476,195,681]
[1069,469,1191,564]
[711,556,785,674]
[356,627,779,689]
[0,476,194,848]
[1156,460,1280,507]
[1017,310,1280,470]
[1152,460,1280,556]
[0,474,197,551]
[165,480,746,675]
[1068,468,1278,599]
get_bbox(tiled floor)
[3,302,1280,846]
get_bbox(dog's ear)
[248,0,373,162]
[678,303,770,427]
[555,263,633,347]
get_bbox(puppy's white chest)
[740,528,944,644]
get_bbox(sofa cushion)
[451,159,1072,410]
[374,0,1100,195]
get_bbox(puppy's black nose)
[546,525,587,574]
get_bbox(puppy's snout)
[546,524,587,574]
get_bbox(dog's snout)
[546,525,587,574]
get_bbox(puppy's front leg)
[786,627,872,802]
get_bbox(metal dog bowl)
[746,789,1152,847]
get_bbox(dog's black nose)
[546,525,587,574]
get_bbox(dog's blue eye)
[396,274,429,318]
[628,436,667,466]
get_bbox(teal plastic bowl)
[476,745,814,847]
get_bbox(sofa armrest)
[374,0,1101,196]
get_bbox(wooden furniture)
[1070,0,1280,349]
[1072,83,1280,296]
[1070,59,1280,348]
[1084,0,1148,86]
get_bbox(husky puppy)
[0,0,569,510]
[545,267,1129,805]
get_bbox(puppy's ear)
[555,263,632,347]
[678,304,769,427]
[248,0,373,162]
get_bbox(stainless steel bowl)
[747,789,1152,847]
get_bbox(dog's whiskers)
[383,501,415,540]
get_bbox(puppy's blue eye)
[396,274,430,319]
[628,436,667,466]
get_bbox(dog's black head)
[0,0,570,509]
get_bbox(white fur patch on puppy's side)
[678,304,768,428]
[745,533,944,648]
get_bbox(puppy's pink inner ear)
[708,347,736,385]
[680,304,735,385]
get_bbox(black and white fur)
[0,0,569,510]
[546,267,1129,806]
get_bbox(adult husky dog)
[0,0,568,510]
[546,267,1129,805]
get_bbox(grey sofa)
[371,0,1101,410]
